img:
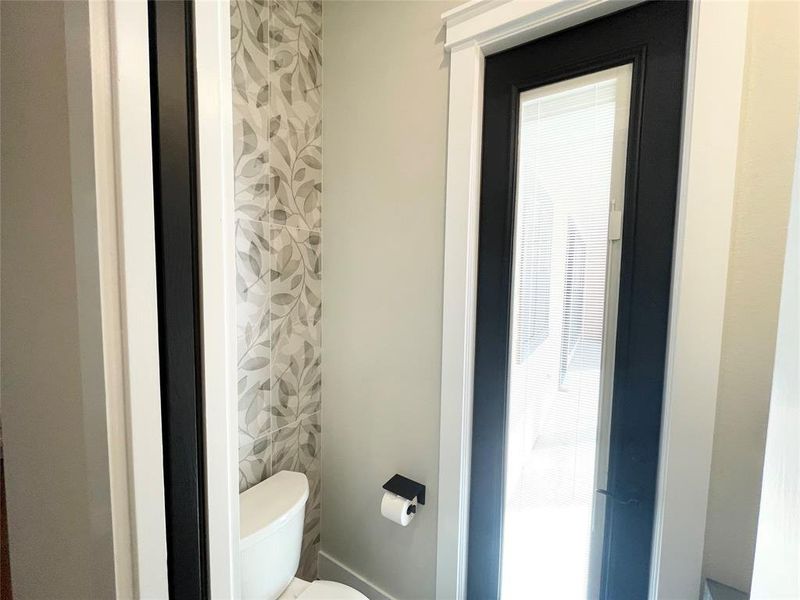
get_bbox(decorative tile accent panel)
[269,116,323,231]
[232,94,271,221]
[271,0,321,39]
[236,219,272,445]
[269,225,322,330]
[239,434,272,493]
[271,317,322,428]
[232,0,271,220]
[269,0,322,230]
[271,225,322,428]
[232,0,322,580]
[231,0,270,103]
[272,411,321,580]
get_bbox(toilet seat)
[277,578,367,600]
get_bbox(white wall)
[703,1,800,592]
[750,110,800,600]
[321,2,455,598]
[0,2,116,597]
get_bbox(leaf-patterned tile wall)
[270,225,322,428]
[232,0,271,220]
[232,0,322,581]
[236,219,271,445]
[269,0,322,231]
[271,411,321,581]
[239,434,272,493]
[269,225,322,329]
[271,318,321,429]
[231,0,270,103]
[233,95,271,220]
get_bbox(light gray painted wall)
[321,2,455,597]
[321,3,799,597]
[703,1,800,592]
[0,2,114,597]
[750,113,800,600]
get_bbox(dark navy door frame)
[148,1,209,597]
[467,2,690,599]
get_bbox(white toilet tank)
[240,471,309,600]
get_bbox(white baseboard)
[318,550,397,600]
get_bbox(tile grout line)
[239,408,322,453]
[235,214,322,238]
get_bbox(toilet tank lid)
[240,470,309,547]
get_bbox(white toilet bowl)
[240,471,367,600]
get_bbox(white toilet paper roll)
[381,491,415,526]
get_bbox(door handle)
[596,488,640,507]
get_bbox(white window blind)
[501,65,632,599]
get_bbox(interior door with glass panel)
[467,3,689,599]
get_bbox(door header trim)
[442,0,642,54]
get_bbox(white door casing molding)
[64,1,135,595]
[71,1,243,596]
[63,0,170,596]
[107,1,170,595]
[435,2,748,599]
[194,2,241,598]
[650,2,748,598]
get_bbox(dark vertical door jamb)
[148,1,209,597]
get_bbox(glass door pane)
[501,64,632,599]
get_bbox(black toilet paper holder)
[382,474,426,505]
